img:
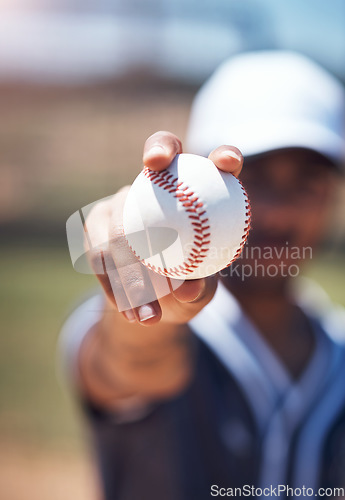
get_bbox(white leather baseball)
[123,153,251,280]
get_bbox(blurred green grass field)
[0,244,344,452]
[0,245,96,451]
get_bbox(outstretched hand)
[85,131,243,326]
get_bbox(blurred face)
[221,148,336,287]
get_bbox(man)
[61,51,345,499]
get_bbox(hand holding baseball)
[85,131,245,326]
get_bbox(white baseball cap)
[186,51,345,169]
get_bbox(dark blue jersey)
[59,281,345,499]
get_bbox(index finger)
[208,145,243,178]
[143,131,183,171]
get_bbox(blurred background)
[0,1,345,499]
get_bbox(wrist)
[100,318,195,398]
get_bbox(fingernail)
[192,279,206,302]
[138,304,157,322]
[146,145,166,157]
[177,279,206,303]
[222,150,242,162]
[123,309,136,322]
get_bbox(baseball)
[123,153,251,280]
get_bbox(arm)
[76,132,243,411]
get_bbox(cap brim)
[224,119,345,168]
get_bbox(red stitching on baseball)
[224,178,251,268]
[125,167,212,278]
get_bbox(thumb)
[172,276,217,304]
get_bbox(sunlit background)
[1,1,345,499]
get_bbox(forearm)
[78,298,194,409]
